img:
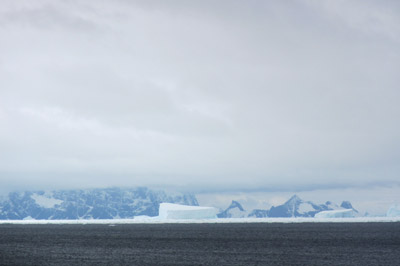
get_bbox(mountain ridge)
[0,188,359,220]
[217,200,247,218]
[218,194,358,218]
[0,187,198,220]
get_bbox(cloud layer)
[1,0,399,192]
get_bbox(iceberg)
[159,203,217,219]
[386,204,400,217]
[314,209,355,218]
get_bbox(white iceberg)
[386,204,400,217]
[314,209,355,218]
[159,203,218,219]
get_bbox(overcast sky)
[1,0,399,195]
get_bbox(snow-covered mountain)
[248,209,269,218]
[219,195,358,218]
[0,188,359,220]
[0,187,198,220]
[268,195,328,217]
[217,200,248,218]
[340,201,358,213]
[268,195,358,217]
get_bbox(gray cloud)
[0,0,399,193]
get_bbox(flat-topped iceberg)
[314,209,355,218]
[386,204,400,217]
[159,203,218,219]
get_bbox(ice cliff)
[314,209,356,218]
[159,203,217,219]
[386,204,400,217]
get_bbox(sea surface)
[0,222,399,265]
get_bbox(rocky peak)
[340,201,353,209]
[228,200,245,211]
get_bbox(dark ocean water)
[0,222,399,265]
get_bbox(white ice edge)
[1,217,400,224]
[159,203,218,219]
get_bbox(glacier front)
[159,203,217,219]
[314,209,355,218]
[386,204,400,217]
